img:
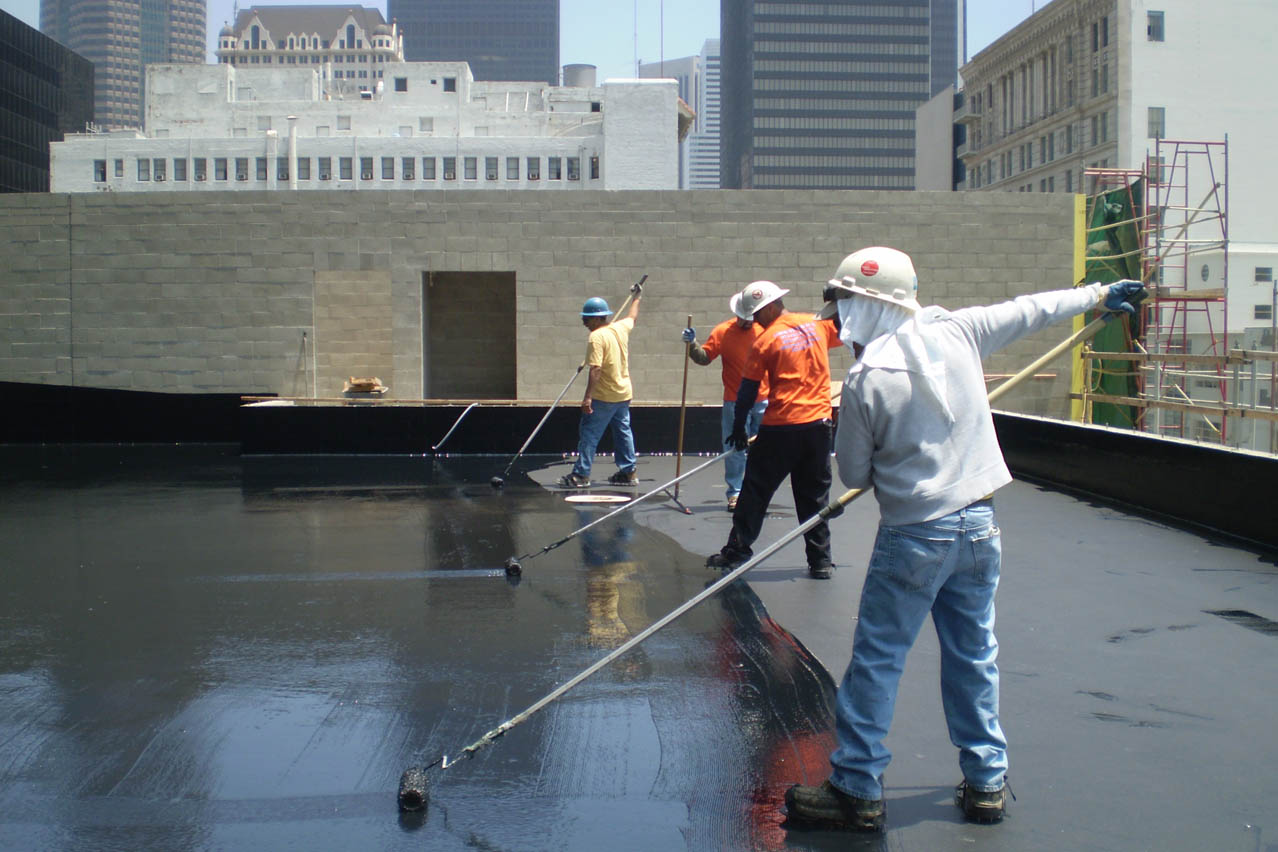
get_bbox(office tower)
[640,54,697,188]
[721,0,964,189]
[689,39,721,189]
[40,0,204,130]
[1,9,95,192]
[390,0,558,86]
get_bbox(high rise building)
[640,39,722,189]
[1,9,95,192]
[40,0,204,130]
[389,0,558,86]
[689,39,721,189]
[721,0,964,189]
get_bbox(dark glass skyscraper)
[721,0,964,189]
[1,9,94,192]
[389,0,559,86]
[40,0,204,130]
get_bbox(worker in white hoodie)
[783,246,1144,832]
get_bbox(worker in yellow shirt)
[561,280,644,487]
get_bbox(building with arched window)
[215,5,405,84]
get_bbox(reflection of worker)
[561,281,644,488]
[680,291,769,511]
[706,280,842,579]
[578,512,640,649]
[784,246,1146,832]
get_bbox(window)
[464,157,477,180]
[93,160,107,182]
[506,157,519,180]
[443,157,456,180]
[567,157,580,181]
[1257,267,1274,283]
[419,117,433,133]
[360,157,373,180]
[256,157,268,180]
[137,159,150,181]
[337,115,351,131]
[173,159,186,181]
[297,157,310,180]
[277,157,288,180]
[1100,111,1109,142]
[1255,305,1273,321]
[1147,11,1165,41]
[1101,16,1109,46]
[486,157,498,180]
[548,157,562,180]
[590,156,599,180]
[257,116,271,131]
[443,77,456,92]
[235,158,249,180]
[339,157,353,180]
[194,158,207,181]
[318,157,332,180]
[1091,22,1098,52]
[1100,63,1108,94]
[1090,115,1098,146]
[591,101,601,113]
[394,77,407,92]
[422,157,436,180]
[1148,107,1165,138]
[114,159,124,177]
[398,126,413,137]
[215,158,228,181]
[382,157,395,179]
[527,157,540,180]
[1066,169,1073,192]
[402,157,415,180]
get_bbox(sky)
[2,0,1041,80]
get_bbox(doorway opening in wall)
[423,271,516,399]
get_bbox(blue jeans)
[572,399,636,479]
[721,399,766,498]
[829,500,1007,799]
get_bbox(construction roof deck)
[0,447,1273,851]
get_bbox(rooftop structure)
[49,62,687,192]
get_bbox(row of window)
[93,154,600,183]
[756,22,927,37]
[756,3,928,17]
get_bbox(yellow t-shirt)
[586,317,633,403]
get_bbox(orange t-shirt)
[743,312,842,426]
[701,318,769,402]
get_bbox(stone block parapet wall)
[0,189,1079,417]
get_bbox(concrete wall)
[0,188,1080,417]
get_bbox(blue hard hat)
[581,297,611,317]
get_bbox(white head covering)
[837,296,955,425]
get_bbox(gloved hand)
[727,425,749,452]
[631,280,644,296]
[1103,279,1145,315]
[681,327,696,344]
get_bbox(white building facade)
[954,0,1277,246]
[50,62,686,192]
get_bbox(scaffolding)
[1079,139,1278,453]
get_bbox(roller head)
[397,766,430,812]
[504,557,522,576]
[490,476,504,489]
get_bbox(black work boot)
[955,779,1009,823]
[807,560,834,579]
[705,549,747,570]
[784,780,885,832]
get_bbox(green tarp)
[1084,180,1144,427]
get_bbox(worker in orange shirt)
[680,289,770,511]
[706,280,843,579]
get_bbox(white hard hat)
[728,292,753,321]
[817,277,921,320]
[835,247,918,302]
[738,280,790,316]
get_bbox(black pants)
[724,420,832,567]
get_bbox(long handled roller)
[490,275,646,488]
[502,445,735,576]
[399,290,1143,811]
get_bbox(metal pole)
[674,315,691,500]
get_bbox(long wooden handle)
[674,315,692,498]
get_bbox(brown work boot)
[955,779,1011,823]
[784,780,885,832]
[607,469,638,486]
